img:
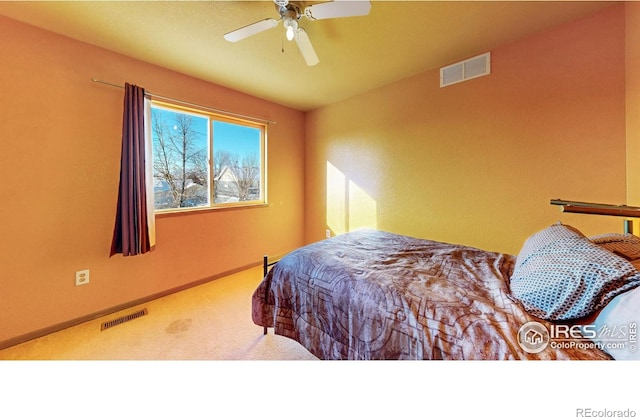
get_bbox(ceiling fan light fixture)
[283,17,298,41]
[224,0,372,66]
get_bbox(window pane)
[212,121,262,204]
[151,107,210,210]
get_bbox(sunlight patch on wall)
[327,161,346,235]
[326,161,377,235]
[349,180,377,231]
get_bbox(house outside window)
[151,102,266,212]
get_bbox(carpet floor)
[0,265,316,360]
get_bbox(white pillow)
[588,287,640,360]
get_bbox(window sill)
[155,202,269,218]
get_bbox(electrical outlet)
[326,229,331,238]
[75,270,90,286]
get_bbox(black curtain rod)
[90,77,276,125]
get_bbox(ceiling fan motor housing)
[276,1,304,21]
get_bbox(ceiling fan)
[223,0,372,66]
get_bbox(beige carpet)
[0,265,317,360]
[0,266,324,415]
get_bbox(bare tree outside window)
[152,108,209,209]
[151,104,265,212]
[213,151,260,203]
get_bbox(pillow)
[510,223,640,321]
[590,233,640,261]
[582,286,640,360]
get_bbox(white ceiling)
[0,0,617,111]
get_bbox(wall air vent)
[440,52,491,88]
[100,308,148,331]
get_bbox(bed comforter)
[252,229,611,360]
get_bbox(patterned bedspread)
[252,229,611,360]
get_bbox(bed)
[252,225,640,360]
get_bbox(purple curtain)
[110,83,153,257]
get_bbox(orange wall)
[305,5,626,255]
[0,16,305,343]
[627,2,640,208]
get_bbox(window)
[150,102,266,212]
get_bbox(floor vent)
[100,308,148,331]
[440,52,491,87]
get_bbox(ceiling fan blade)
[304,0,371,20]
[224,18,279,42]
[295,28,319,66]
